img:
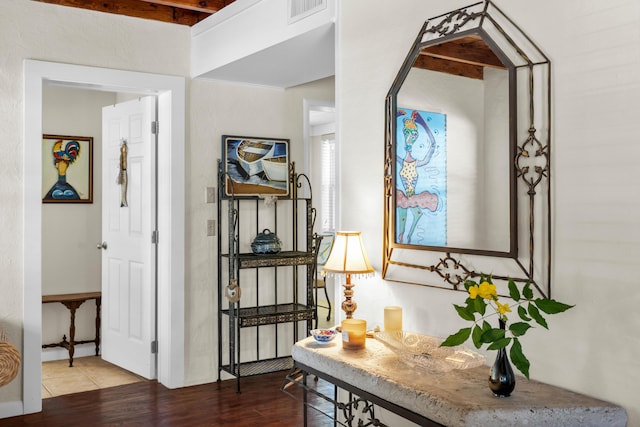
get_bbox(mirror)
[383,1,552,297]
[396,35,514,254]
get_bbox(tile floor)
[42,356,145,398]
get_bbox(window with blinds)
[320,134,335,233]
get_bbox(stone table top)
[292,336,627,427]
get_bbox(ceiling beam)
[33,0,212,26]
[413,55,484,80]
[141,0,231,14]
[421,36,506,70]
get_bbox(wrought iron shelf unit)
[216,160,319,393]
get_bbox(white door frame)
[302,99,336,178]
[23,60,185,415]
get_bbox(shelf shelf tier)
[220,356,294,378]
[221,251,315,269]
[223,303,315,328]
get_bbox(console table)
[284,336,627,426]
[42,292,101,367]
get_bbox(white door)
[101,96,157,379]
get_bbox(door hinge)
[151,121,159,134]
[152,230,159,244]
[151,340,158,354]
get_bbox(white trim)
[191,0,261,36]
[41,346,97,362]
[23,60,186,415]
[0,401,24,419]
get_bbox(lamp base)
[342,274,356,319]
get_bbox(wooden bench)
[42,292,101,367]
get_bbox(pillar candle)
[341,319,366,350]
[384,306,403,331]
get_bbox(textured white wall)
[185,76,334,385]
[338,0,639,425]
[0,0,189,406]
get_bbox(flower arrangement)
[440,276,573,379]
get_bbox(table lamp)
[322,231,374,319]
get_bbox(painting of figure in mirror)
[395,108,446,246]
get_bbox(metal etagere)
[216,160,319,392]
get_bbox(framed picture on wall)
[221,135,290,198]
[42,134,93,203]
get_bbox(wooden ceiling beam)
[141,0,231,14]
[33,0,212,26]
[413,55,484,80]
[420,36,506,70]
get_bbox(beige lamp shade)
[323,231,374,275]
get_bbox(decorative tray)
[374,331,486,373]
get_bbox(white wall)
[41,86,115,359]
[185,76,334,385]
[338,0,639,425]
[0,0,189,408]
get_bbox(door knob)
[97,241,108,250]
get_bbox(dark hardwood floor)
[1,371,334,426]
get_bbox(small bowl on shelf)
[310,328,338,344]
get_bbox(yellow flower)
[497,301,512,315]
[468,285,480,299]
[478,281,497,299]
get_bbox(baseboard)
[41,345,98,362]
[0,400,24,419]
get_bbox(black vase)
[488,319,516,397]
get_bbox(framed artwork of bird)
[42,134,93,203]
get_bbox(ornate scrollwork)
[424,5,483,38]
[433,253,473,288]
[337,396,386,427]
[516,125,550,196]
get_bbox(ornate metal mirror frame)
[383,1,552,297]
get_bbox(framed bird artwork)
[42,134,93,203]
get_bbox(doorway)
[303,99,337,323]
[42,89,159,383]
[23,60,185,415]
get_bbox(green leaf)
[473,297,487,315]
[508,279,521,301]
[510,338,530,379]
[509,322,532,337]
[534,298,574,314]
[440,327,472,347]
[522,282,534,300]
[517,305,532,322]
[454,304,475,321]
[528,303,548,329]
[481,320,492,333]
[472,325,484,349]
[481,327,505,343]
[487,337,511,350]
